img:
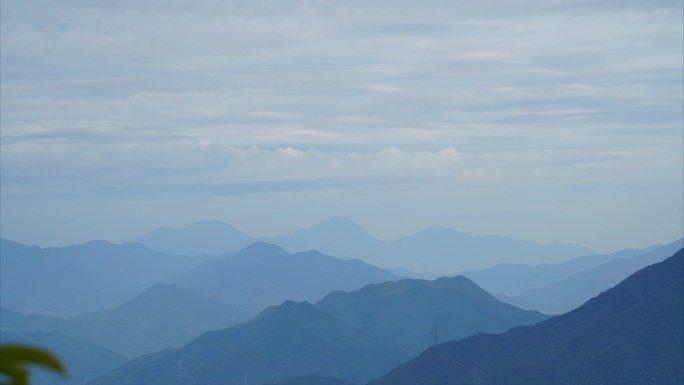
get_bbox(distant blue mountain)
[460,243,665,296]
[90,300,408,385]
[167,242,401,317]
[89,274,548,385]
[380,226,594,273]
[504,238,684,314]
[316,275,549,355]
[270,219,594,274]
[132,220,255,255]
[369,248,684,385]
[0,239,126,316]
[0,238,213,316]
[272,216,387,259]
[44,240,211,288]
[0,306,96,343]
[131,218,594,273]
[71,283,242,357]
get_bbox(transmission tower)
[176,360,184,384]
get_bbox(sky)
[1,0,682,253]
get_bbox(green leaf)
[0,344,66,385]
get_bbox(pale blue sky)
[1,0,682,253]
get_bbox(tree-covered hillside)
[369,249,684,385]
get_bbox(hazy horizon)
[3,216,683,257]
[1,0,682,253]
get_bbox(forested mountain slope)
[369,249,684,385]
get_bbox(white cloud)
[1,0,681,251]
[0,139,462,197]
[366,83,404,93]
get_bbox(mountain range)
[43,240,213,288]
[132,220,254,255]
[316,276,548,355]
[3,226,679,385]
[369,248,684,385]
[133,217,595,273]
[166,242,401,317]
[459,244,664,296]
[0,239,127,316]
[89,275,548,385]
[1,283,243,359]
[1,239,406,358]
[464,238,683,313]
[70,284,240,357]
[90,300,408,385]
[0,238,213,316]
[1,306,97,344]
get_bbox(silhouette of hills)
[168,242,400,317]
[90,300,407,385]
[131,218,594,273]
[369,248,684,385]
[0,306,96,343]
[0,238,213,316]
[505,238,683,313]
[90,274,550,385]
[0,239,126,315]
[132,220,255,255]
[44,240,211,288]
[460,244,664,296]
[316,276,549,354]
[376,226,594,273]
[272,217,386,259]
[71,283,242,357]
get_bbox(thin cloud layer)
[1,0,682,250]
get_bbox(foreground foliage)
[0,344,65,385]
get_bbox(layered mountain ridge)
[369,248,684,385]
[132,217,595,273]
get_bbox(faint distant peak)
[0,238,32,248]
[146,282,182,292]
[132,220,255,255]
[304,216,368,234]
[411,225,464,237]
[130,283,186,301]
[323,216,360,226]
[0,238,43,253]
[81,239,116,247]
[234,242,289,259]
[313,217,365,231]
[184,220,240,231]
[135,220,245,238]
